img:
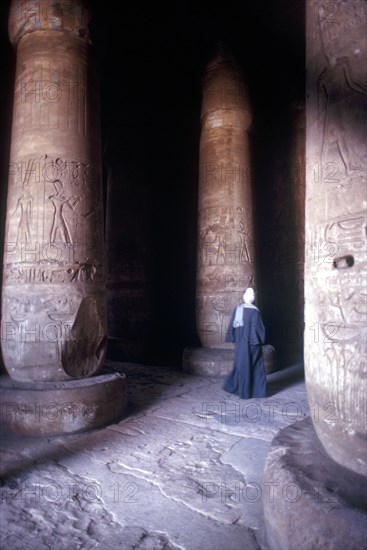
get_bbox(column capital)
[201,46,252,119]
[8,0,91,47]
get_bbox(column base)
[183,344,278,376]
[182,346,234,376]
[0,370,128,438]
[263,417,367,550]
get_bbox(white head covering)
[232,288,259,327]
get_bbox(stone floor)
[0,360,308,550]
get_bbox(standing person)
[223,287,267,399]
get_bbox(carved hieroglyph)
[305,0,367,475]
[196,47,255,347]
[1,0,107,381]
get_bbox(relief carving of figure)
[13,185,33,244]
[49,179,80,244]
[318,32,367,174]
[319,58,367,175]
[237,219,251,262]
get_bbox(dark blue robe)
[223,304,267,399]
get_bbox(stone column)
[1,0,107,382]
[263,2,367,547]
[183,45,257,375]
[304,0,367,477]
[196,46,254,348]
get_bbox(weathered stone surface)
[263,417,367,550]
[1,0,107,381]
[182,346,234,376]
[183,345,277,376]
[196,45,255,348]
[8,0,90,47]
[0,360,305,549]
[304,0,367,475]
[0,371,128,437]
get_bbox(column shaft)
[197,49,255,348]
[305,0,367,475]
[1,0,107,381]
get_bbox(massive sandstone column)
[1,0,107,382]
[305,0,367,476]
[263,4,366,548]
[196,46,255,348]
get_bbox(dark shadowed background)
[0,0,305,368]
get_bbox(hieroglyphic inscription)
[3,264,104,284]
[324,214,366,253]
[196,49,255,348]
[202,50,248,109]
[2,1,107,382]
[197,274,254,291]
[309,212,366,262]
[200,162,250,185]
[318,287,366,342]
[198,206,254,268]
[15,57,88,133]
[317,1,367,177]
[5,155,103,274]
[308,211,367,345]
[199,162,251,203]
[196,293,237,346]
[305,0,367,474]
[9,0,90,42]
